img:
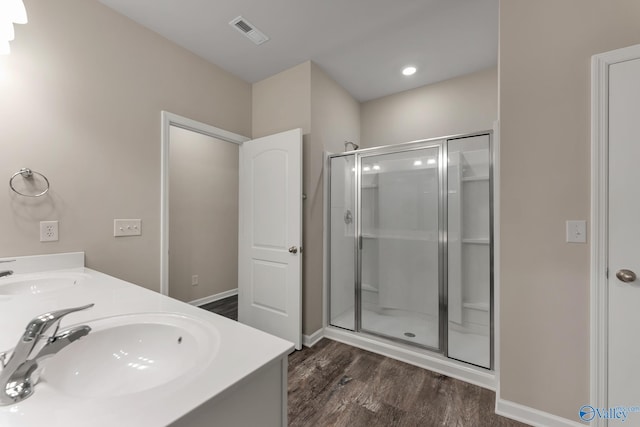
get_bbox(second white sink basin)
[0,272,87,296]
[41,313,219,398]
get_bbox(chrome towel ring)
[9,168,50,197]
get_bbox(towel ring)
[9,168,50,197]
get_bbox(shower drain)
[404,332,416,338]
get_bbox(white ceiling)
[98,0,498,102]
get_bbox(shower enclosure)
[328,132,492,369]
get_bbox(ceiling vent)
[229,16,270,46]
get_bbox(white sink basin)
[41,313,219,398]
[0,272,88,295]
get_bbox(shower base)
[331,307,438,347]
[330,307,490,369]
[448,328,490,368]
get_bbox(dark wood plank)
[198,295,237,321]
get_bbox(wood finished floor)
[199,295,238,321]
[200,296,529,427]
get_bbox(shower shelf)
[361,283,378,293]
[461,238,490,245]
[362,233,436,241]
[461,175,489,182]
[462,302,490,312]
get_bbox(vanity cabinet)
[172,359,287,427]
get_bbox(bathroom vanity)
[0,253,293,427]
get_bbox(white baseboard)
[303,329,324,347]
[324,326,496,390]
[496,398,585,427]
[189,288,238,307]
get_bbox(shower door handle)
[288,246,298,254]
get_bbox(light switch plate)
[566,220,587,243]
[114,219,142,237]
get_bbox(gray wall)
[361,67,497,148]
[0,0,251,290]
[168,127,239,302]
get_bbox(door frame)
[160,111,249,296]
[590,43,640,426]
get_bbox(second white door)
[608,56,640,412]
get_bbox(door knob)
[288,246,298,254]
[616,269,637,283]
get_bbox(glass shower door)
[359,146,442,349]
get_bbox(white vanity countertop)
[0,253,294,427]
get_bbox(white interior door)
[608,57,640,413]
[238,128,302,350]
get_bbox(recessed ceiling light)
[413,160,422,166]
[427,158,436,165]
[402,66,417,76]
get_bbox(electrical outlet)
[192,275,199,286]
[114,219,142,237]
[40,221,59,242]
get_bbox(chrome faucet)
[0,259,15,278]
[0,303,94,405]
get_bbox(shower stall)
[327,131,492,369]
